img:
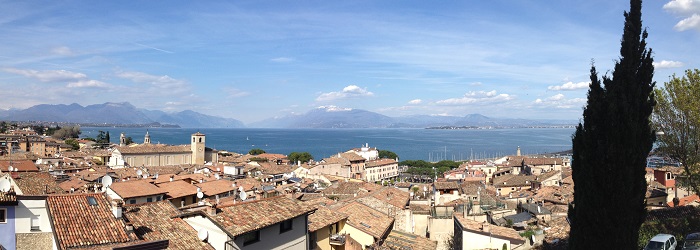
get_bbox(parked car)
[683,232,700,250]
[644,234,677,250]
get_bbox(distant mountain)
[251,106,577,128]
[0,102,244,128]
[251,106,395,128]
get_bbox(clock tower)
[191,132,206,165]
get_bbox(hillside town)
[0,126,694,250]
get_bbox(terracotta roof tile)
[493,175,536,188]
[14,172,65,195]
[212,195,315,237]
[0,160,39,172]
[116,144,191,154]
[433,181,460,190]
[123,201,215,250]
[308,206,348,232]
[337,201,393,239]
[195,179,236,196]
[47,193,133,249]
[365,187,410,209]
[108,180,166,199]
[333,152,366,162]
[366,159,397,167]
[58,178,89,192]
[155,180,198,198]
[381,230,437,250]
[454,214,525,244]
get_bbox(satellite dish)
[239,190,247,201]
[204,168,210,174]
[0,179,11,192]
[197,191,204,199]
[136,169,143,176]
[7,166,13,172]
[142,174,148,179]
[101,176,113,188]
[197,228,208,241]
[238,186,244,193]
[13,168,17,172]
[216,167,221,172]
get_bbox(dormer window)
[667,173,671,180]
[87,196,98,206]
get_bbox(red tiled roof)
[366,159,397,167]
[108,180,166,199]
[308,206,348,232]
[195,179,235,196]
[14,172,65,195]
[155,180,198,198]
[454,214,525,244]
[47,193,133,249]
[0,160,39,172]
[115,144,191,154]
[668,195,700,207]
[381,230,437,250]
[57,178,88,192]
[123,201,215,250]
[433,181,460,190]
[212,195,316,236]
[364,187,410,209]
[337,201,394,239]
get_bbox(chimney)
[481,222,490,233]
[170,175,174,182]
[112,202,123,219]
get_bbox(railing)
[329,234,346,245]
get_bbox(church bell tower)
[191,132,205,165]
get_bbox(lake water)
[81,127,575,161]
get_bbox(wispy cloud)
[133,42,174,54]
[270,57,295,63]
[533,94,586,109]
[408,99,422,104]
[664,0,700,32]
[115,71,187,90]
[316,85,374,102]
[225,87,251,98]
[654,60,685,69]
[51,46,74,56]
[3,68,86,82]
[547,81,589,91]
[436,90,514,105]
[67,80,110,88]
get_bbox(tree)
[652,69,700,194]
[288,152,313,164]
[64,139,80,150]
[569,0,656,249]
[124,136,134,145]
[378,150,398,160]
[96,130,109,144]
[51,126,81,140]
[249,148,265,155]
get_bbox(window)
[240,230,260,246]
[280,219,293,233]
[0,208,6,223]
[147,197,153,203]
[31,215,40,231]
[129,199,136,204]
[87,196,98,206]
[156,196,162,201]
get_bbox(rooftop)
[336,201,394,239]
[454,214,525,245]
[108,180,166,199]
[123,201,215,250]
[211,195,316,237]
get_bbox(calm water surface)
[81,127,575,161]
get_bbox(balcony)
[329,234,346,245]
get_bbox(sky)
[0,0,699,124]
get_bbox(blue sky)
[0,0,698,124]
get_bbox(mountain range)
[0,102,245,128]
[0,103,577,128]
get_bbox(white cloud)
[3,68,86,82]
[664,0,700,15]
[654,60,685,69]
[316,85,374,102]
[664,0,700,32]
[51,46,74,56]
[408,99,422,104]
[674,14,700,31]
[225,88,251,98]
[270,57,295,63]
[533,94,586,109]
[115,71,187,90]
[547,81,589,91]
[67,80,109,88]
[317,105,352,112]
[436,90,514,105]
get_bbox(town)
[0,123,692,250]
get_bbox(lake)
[81,127,575,161]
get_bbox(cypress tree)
[568,0,655,249]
